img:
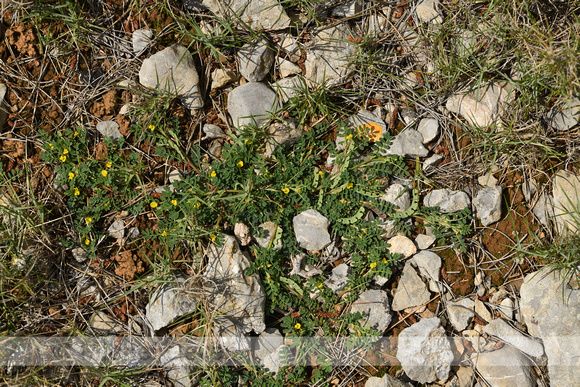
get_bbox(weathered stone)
[456,367,475,387]
[382,130,429,157]
[349,289,392,333]
[271,76,303,104]
[160,345,195,387]
[417,118,439,143]
[304,24,357,87]
[415,234,436,250]
[547,97,580,131]
[146,275,199,331]
[203,124,227,139]
[365,373,413,387]
[0,84,9,129]
[72,247,88,263]
[520,268,580,386]
[346,109,387,141]
[424,189,471,213]
[202,0,291,30]
[90,311,123,333]
[139,44,203,110]
[472,345,537,387]
[238,40,275,82]
[234,222,251,246]
[415,0,442,24]
[255,328,284,360]
[107,219,125,239]
[96,121,123,140]
[397,317,453,383]
[411,250,441,292]
[132,29,153,54]
[277,58,301,78]
[331,0,362,18]
[387,235,417,258]
[473,186,502,226]
[228,82,279,130]
[254,221,282,249]
[446,82,514,128]
[324,263,351,293]
[498,297,514,320]
[478,172,497,187]
[392,262,431,311]
[483,319,544,358]
[423,154,444,171]
[205,235,266,333]
[552,170,580,234]
[265,120,302,156]
[293,209,331,251]
[211,68,238,90]
[474,299,493,323]
[446,298,475,331]
[381,184,411,213]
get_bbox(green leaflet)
[337,205,366,224]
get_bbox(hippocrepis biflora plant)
[41,126,145,251]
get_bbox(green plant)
[40,126,145,251]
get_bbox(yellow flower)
[73,187,80,196]
[267,264,272,268]
[370,262,377,269]
[60,155,67,162]
[236,161,244,168]
[171,199,177,206]
[74,130,79,137]
[101,170,108,177]
[210,170,216,177]
[382,258,387,263]
[194,202,201,208]
[245,139,252,145]
[294,323,301,330]
[63,149,69,155]
[345,134,353,140]
[49,143,54,149]
[86,217,92,224]
[84,238,90,245]
[106,161,112,168]
[161,230,167,237]
[282,188,290,194]
[149,124,155,131]
[346,182,354,189]
[210,235,216,242]
[318,282,323,288]
[340,198,347,204]
[297,188,302,194]
[150,201,158,209]
[68,172,75,180]
[318,170,324,176]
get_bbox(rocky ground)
[1,0,580,386]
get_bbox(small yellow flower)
[245,139,252,145]
[60,155,67,162]
[171,199,177,206]
[236,161,244,168]
[318,282,323,288]
[211,235,216,242]
[63,149,69,155]
[267,264,272,268]
[340,198,347,204]
[210,170,216,177]
[49,143,54,149]
[150,201,158,209]
[74,130,79,137]
[345,134,353,140]
[382,258,387,263]
[282,187,290,194]
[106,161,112,168]
[294,323,301,330]
[68,172,75,180]
[346,182,354,189]
[318,170,324,176]
[73,187,80,196]
[297,188,302,194]
[84,239,90,245]
[161,230,167,237]
[101,170,108,178]
[86,217,92,224]
[149,124,155,131]
[194,202,201,208]
[370,262,377,269]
